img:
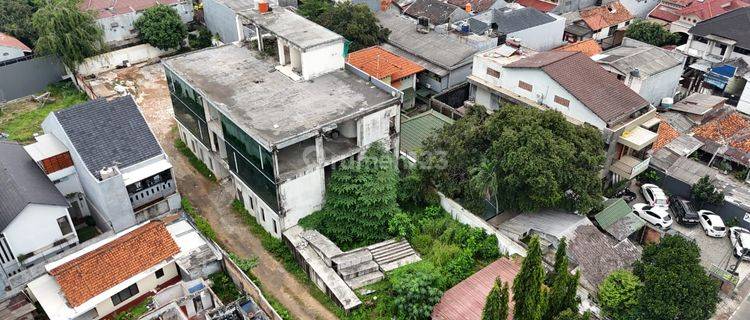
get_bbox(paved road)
[730,295,750,320]
[96,64,338,320]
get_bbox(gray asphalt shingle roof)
[492,7,556,34]
[53,95,163,179]
[689,7,750,50]
[0,141,68,231]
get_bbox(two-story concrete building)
[40,96,181,233]
[0,142,77,281]
[563,1,635,48]
[458,7,567,51]
[468,47,657,183]
[163,7,401,238]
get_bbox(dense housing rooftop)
[163,44,398,149]
[238,7,343,50]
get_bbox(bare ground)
[85,64,338,320]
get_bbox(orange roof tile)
[693,112,750,145]
[554,39,603,57]
[347,46,424,82]
[580,2,634,30]
[50,221,180,307]
[652,121,680,150]
[0,32,30,52]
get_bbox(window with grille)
[518,81,533,92]
[554,95,570,107]
[111,283,139,306]
[486,68,500,78]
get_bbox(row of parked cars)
[631,184,750,260]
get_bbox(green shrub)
[410,233,434,255]
[182,198,217,242]
[443,249,475,287]
[390,261,444,320]
[388,211,415,238]
[428,242,461,267]
[174,138,216,181]
[208,272,242,303]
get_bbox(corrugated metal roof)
[400,110,454,158]
[595,198,644,241]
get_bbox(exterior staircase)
[332,249,384,289]
[367,239,422,272]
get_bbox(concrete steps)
[337,260,380,280]
[368,239,421,272]
[345,271,385,289]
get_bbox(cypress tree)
[544,239,580,320]
[514,235,546,320]
[483,279,510,320]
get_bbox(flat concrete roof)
[239,7,343,50]
[163,44,397,149]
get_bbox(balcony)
[611,155,651,180]
[618,126,658,151]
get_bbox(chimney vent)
[258,0,269,13]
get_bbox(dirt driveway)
[85,63,338,320]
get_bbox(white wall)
[278,167,325,230]
[77,44,173,76]
[300,41,345,80]
[177,123,230,180]
[738,81,750,116]
[98,2,194,47]
[93,262,179,319]
[619,0,660,18]
[510,15,566,51]
[50,167,84,197]
[3,204,74,256]
[0,45,25,62]
[203,0,242,43]
[633,65,683,105]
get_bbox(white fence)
[76,44,174,76]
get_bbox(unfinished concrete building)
[162,7,401,238]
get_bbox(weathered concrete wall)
[279,167,325,230]
[77,44,172,76]
[0,55,65,102]
[203,0,242,43]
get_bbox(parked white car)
[698,211,727,237]
[633,203,672,229]
[641,184,669,208]
[729,227,750,260]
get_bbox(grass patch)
[182,198,217,242]
[75,225,99,242]
[209,272,243,303]
[113,297,152,320]
[0,81,87,143]
[174,138,217,182]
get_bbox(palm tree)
[470,158,500,215]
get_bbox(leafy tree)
[421,104,605,214]
[625,19,679,47]
[483,278,510,320]
[544,239,579,320]
[554,309,591,320]
[312,143,399,249]
[598,270,641,320]
[691,175,725,208]
[470,158,500,214]
[390,261,444,320]
[300,0,389,51]
[443,249,475,287]
[633,236,720,320]
[32,0,105,69]
[513,235,547,320]
[134,4,187,50]
[388,210,415,238]
[0,0,36,45]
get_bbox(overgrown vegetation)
[174,138,217,181]
[0,81,87,143]
[113,297,152,320]
[209,272,243,303]
[0,0,37,46]
[188,25,213,49]
[298,0,390,52]
[420,104,605,215]
[135,4,187,50]
[299,143,399,250]
[181,198,217,242]
[32,0,105,69]
[624,19,680,47]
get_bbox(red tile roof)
[0,33,31,52]
[447,0,496,12]
[432,258,521,320]
[652,121,680,150]
[515,0,557,12]
[50,221,180,307]
[554,39,603,57]
[580,1,634,30]
[676,0,750,20]
[693,112,750,152]
[506,51,649,125]
[347,46,424,82]
[649,3,682,22]
[79,0,181,19]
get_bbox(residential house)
[692,110,750,173]
[554,38,603,57]
[468,48,657,182]
[677,8,750,113]
[139,278,220,320]
[648,0,750,34]
[40,95,181,233]
[594,198,646,241]
[347,46,425,109]
[403,0,471,26]
[203,0,254,43]
[593,37,686,105]
[399,110,455,162]
[563,1,635,48]
[567,224,642,292]
[26,219,222,320]
[377,11,479,94]
[459,7,566,51]
[431,257,521,320]
[518,0,658,18]
[0,33,31,62]
[80,0,194,47]
[448,0,503,13]
[163,7,401,238]
[0,142,77,281]
[498,210,591,249]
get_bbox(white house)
[0,142,77,281]
[347,46,425,110]
[26,219,222,320]
[41,95,181,233]
[80,0,194,47]
[468,47,657,182]
[563,1,635,47]
[163,7,401,238]
[594,37,686,106]
[0,32,31,62]
[460,7,567,52]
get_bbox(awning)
[619,126,658,150]
[122,158,172,185]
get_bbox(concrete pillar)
[686,34,694,52]
[315,134,325,165]
[724,44,735,61]
[703,40,715,59]
[255,25,263,52]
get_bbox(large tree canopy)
[633,236,719,320]
[32,0,105,69]
[299,0,389,51]
[624,20,679,47]
[134,4,187,50]
[421,104,605,214]
[0,0,37,46]
[597,270,641,320]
